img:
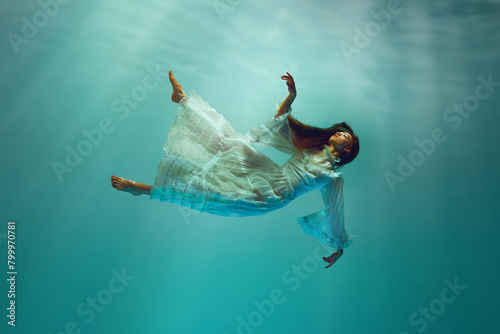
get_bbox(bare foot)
[111,175,141,196]
[169,71,186,103]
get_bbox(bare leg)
[111,176,151,196]
[111,71,185,197]
[169,71,187,104]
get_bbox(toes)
[111,175,126,190]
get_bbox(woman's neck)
[328,145,339,159]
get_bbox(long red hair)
[287,114,360,170]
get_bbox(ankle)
[130,181,151,195]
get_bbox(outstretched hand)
[323,249,344,269]
[281,72,296,98]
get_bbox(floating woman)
[111,71,359,268]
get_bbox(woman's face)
[328,131,353,152]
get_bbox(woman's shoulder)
[298,147,342,178]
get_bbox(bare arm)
[275,72,296,118]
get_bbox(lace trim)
[297,216,354,249]
[322,145,341,164]
[245,107,293,144]
[301,147,342,179]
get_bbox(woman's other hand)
[281,72,297,98]
[323,249,344,269]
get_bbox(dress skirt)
[149,90,294,217]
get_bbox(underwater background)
[1,0,499,333]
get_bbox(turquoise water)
[1,0,499,333]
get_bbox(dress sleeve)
[244,105,297,155]
[296,174,354,249]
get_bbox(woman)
[111,71,360,268]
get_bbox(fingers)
[281,74,295,91]
[281,73,296,96]
[323,256,335,269]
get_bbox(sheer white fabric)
[150,90,353,249]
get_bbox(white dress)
[150,90,353,249]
